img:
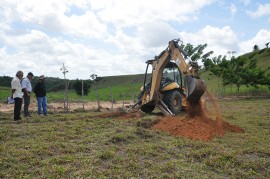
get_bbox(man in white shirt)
[21,72,34,118]
[11,70,24,121]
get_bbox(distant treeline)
[0,76,103,92]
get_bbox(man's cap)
[28,72,34,77]
[39,75,46,80]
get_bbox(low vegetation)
[0,98,269,178]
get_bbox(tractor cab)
[161,61,183,91]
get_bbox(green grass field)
[0,87,10,102]
[0,82,143,103]
[0,98,269,178]
[46,83,142,102]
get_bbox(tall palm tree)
[266,42,269,48]
[253,45,259,51]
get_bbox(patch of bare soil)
[152,90,244,141]
[96,110,142,120]
[0,101,133,113]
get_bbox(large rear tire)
[163,90,182,114]
[138,91,155,113]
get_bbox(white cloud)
[9,0,107,39]
[106,28,143,55]
[16,1,68,24]
[137,21,179,48]
[239,29,270,53]
[62,11,107,39]
[247,3,270,18]
[94,0,214,27]
[240,0,251,6]
[0,0,269,79]
[180,25,239,56]
[0,1,17,32]
[2,0,214,39]
[230,3,237,17]
[105,21,181,62]
[3,30,52,53]
[0,29,146,79]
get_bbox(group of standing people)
[11,70,48,121]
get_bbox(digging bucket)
[185,75,206,103]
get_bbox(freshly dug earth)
[152,115,244,141]
[95,91,244,141]
[152,91,244,141]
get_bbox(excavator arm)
[149,39,203,101]
[169,40,206,102]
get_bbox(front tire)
[163,90,182,114]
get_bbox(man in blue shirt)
[21,72,34,118]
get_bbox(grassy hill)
[97,74,146,88]
[242,48,270,69]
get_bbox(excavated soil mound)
[152,90,244,141]
[152,116,244,141]
[95,91,244,141]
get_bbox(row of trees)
[209,56,269,94]
[0,76,65,91]
[179,43,270,96]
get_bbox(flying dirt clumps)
[152,91,244,141]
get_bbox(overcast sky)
[0,0,269,79]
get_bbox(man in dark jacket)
[34,75,48,116]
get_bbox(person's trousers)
[37,96,48,115]
[14,97,22,120]
[23,95,30,117]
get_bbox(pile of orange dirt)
[96,110,142,120]
[152,90,244,141]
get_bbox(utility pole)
[90,74,101,110]
[82,80,84,96]
[60,63,69,113]
[82,80,85,111]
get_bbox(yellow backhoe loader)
[131,39,206,116]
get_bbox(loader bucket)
[185,75,206,103]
